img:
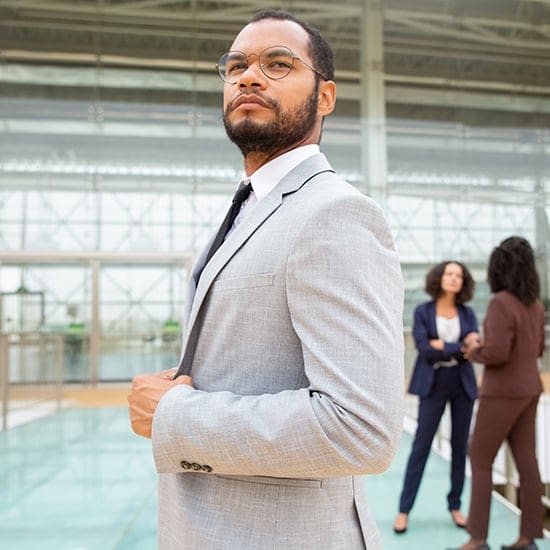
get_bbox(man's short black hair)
[248,9,334,82]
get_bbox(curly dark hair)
[248,10,334,82]
[425,261,475,304]
[488,236,540,305]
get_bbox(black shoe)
[501,543,537,550]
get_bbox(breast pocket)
[212,273,274,292]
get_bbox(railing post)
[0,333,9,431]
[55,334,64,411]
[504,445,517,505]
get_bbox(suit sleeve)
[151,194,404,478]
[471,296,514,365]
[539,329,545,358]
[413,305,467,363]
[538,306,545,358]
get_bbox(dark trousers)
[467,395,543,539]
[399,367,474,513]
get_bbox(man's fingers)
[160,367,178,380]
[173,374,193,386]
[130,417,152,438]
[127,371,193,440]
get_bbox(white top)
[434,315,460,368]
[436,315,460,343]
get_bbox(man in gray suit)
[128,9,404,549]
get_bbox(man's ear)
[317,80,336,117]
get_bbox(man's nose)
[238,60,267,89]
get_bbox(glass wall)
[1,13,548,383]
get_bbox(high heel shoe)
[500,543,538,550]
[392,512,408,534]
[450,509,467,528]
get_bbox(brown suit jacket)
[472,290,545,397]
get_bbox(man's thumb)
[173,374,193,386]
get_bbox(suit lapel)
[457,304,467,339]
[182,154,334,357]
[427,301,438,338]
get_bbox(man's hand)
[128,368,193,439]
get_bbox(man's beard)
[223,84,319,157]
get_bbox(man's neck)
[243,151,276,176]
[243,136,320,176]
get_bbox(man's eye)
[227,62,247,74]
[267,59,292,70]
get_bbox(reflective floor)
[0,407,157,550]
[0,407,548,550]
[367,434,550,550]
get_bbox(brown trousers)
[467,395,543,539]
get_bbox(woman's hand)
[463,331,480,347]
[429,338,444,350]
[461,332,482,360]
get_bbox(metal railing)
[0,331,64,431]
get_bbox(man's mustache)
[226,92,279,113]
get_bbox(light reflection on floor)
[0,407,549,550]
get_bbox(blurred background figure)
[457,237,545,550]
[394,261,478,534]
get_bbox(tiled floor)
[0,407,549,550]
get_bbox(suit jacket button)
[201,465,212,472]
[191,462,202,471]
[180,461,192,470]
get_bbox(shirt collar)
[246,144,320,202]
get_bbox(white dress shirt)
[231,144,320,230]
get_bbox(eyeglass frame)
[216,45,329,84]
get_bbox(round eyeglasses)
[216,45,328,84]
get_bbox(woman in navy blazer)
[393,261,479,534]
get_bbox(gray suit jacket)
[152,154,404,549]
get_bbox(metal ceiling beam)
[385,13,549,50]
[0,250,192,265]
[1,1,547,45]
[0,18,235,41]
[0,177,543,208]
[383,40,549,68]
[2,62,549,114]
[386,8,549,34]
[389,182,543,206]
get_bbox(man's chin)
[226,113,273,131]
[225,119,278,150]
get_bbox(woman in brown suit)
[455,236,546,550]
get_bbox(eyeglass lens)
[218,46,295,83]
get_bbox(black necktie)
[198,180,253,280]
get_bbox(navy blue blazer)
[408,301,478,401]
